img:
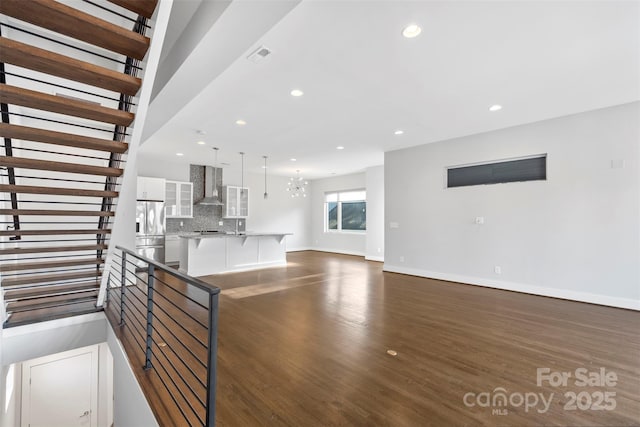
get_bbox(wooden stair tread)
[4,281,100,300]
[0,229,112,237]
[108,0,158,19]
[0,0,150,60]
[0,258,104,272]
[2,270,102,287]
[0,123,128,153]
[0,156,123,177]
[0,37,141,96]
[4,301,102,328]
[6,291,99,313]
[0,84,134,126]
[0,209,115,217]
[0,244,107,255]
[0,184,118,198]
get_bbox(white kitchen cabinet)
[223,186,249,218]
[165,181,193,218]
[165,235,181,264]
[137,176,166,201]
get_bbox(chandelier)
[287,170,308,197]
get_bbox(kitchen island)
[179,232,291,276]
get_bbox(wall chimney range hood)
[196,166,224,206]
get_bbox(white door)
[22,345,99,427]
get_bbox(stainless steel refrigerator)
[136,201,165,265]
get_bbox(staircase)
[0,0,159,327]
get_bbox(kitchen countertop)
[180,232,292,239]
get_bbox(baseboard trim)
[365,255,384,262]
[309,247,365,257]
[287,247,313,253]
[382,264,640,311]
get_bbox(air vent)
[247,46,272,63]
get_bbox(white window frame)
[324,189,366,233]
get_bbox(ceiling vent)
[247,46,272,63]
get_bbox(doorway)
[21,345,100,427]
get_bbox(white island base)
[179,233,290,276]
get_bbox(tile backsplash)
[166,165,245,234]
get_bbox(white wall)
[107,327,158,427]
[243,173,311,251]
[138,152,190,182]
[310,172,367,256]
[0,364,21,427]
[365,166,385,262]
[384,102,640,310]
[1,314,107,366]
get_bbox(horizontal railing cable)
[147,347,204,426]
[0,145,120,161]
[0,70,136,105]
[148,293,208,351]
[150,283,209,332]
[0,174,123,185]
[150,273,209,312]
[3,112,130,136]
[80,0,152,28]
[0,23,143,70]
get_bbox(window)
[325,190,366,232]
[447,154,547,188]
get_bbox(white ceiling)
[141,0,640,179]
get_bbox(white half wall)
[365,166,384,262]
[107,326,158,427]
[384,102,640,310]
[310,172,367,256]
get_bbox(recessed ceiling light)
[394,130,404,135]
[290,158,297,162]
[196,141,206,145]
[336,146,345,150]
[235,119,247,126]
[402,24,422,39]
[290,89,304,97]
[176,153,184,156]
[489,104,503,112]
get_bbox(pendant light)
[212,147,220,200]
[239,152,245,195]
[263,156,268,199]
[287,170,308,197]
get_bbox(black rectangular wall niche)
[447,155,547,188]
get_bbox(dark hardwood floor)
[108,251,640,426]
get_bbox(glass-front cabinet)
[165,180,193,218]
[223,186,249,218]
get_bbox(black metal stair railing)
[0,26,21,240]
[97,14,150,261]
[106,246,221,426]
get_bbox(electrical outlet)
[179,221,183,227]
[494,266,502,274]
[218,221,223,226]
[475,217,485,225]
[377,248,381,253]
[399,256,405,263]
